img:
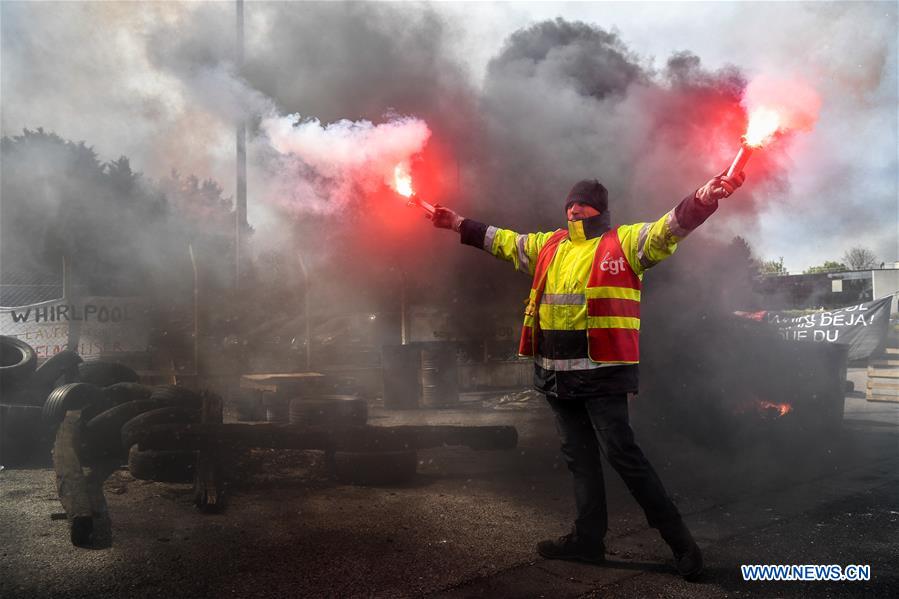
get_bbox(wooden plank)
[868,367,899,378]
[240,372,325,393]
[868,379,899,390]
[866,393,899,403]
[870,359,899,368]
[884,347,899,355]
[866,390,899,398]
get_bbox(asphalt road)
[1,372,897,598]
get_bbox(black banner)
[736,295,893,361]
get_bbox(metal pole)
[235,0,247,289]
[63,255,81,353]
[297,253,311,371]
[189,243,199,377]
[400,271,408,345]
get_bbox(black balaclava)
[564,179,610,233]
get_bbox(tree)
[842,246,878,270]
[760,256,788,276]
[804,260,847,274]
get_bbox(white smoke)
[259,114,431,214]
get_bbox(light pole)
[235,0,247,289]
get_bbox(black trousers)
[546,393,681,542]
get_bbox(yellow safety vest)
[484,208,687,366]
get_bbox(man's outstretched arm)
[621,172,746,275]
[431,207,558,276]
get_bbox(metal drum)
[420,342,458,408]
[381,344,421,410]
[262,393,289,423]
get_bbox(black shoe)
[70,516,93,547]
[660,521,703,581]
[536,533,605,564]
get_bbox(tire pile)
[287,394,418,486]
[3,336,419,487]
[1,336,200,481]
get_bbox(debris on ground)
[482,389,544,411]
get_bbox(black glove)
[431,205,464,232]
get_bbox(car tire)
[76,361,139,387]
[42,383,107,425]
[105,382,155,406]
[32,350,82,393]
[0,336,37,392]
[121,407,199,450]
[128,445,197,483]
[149,384,202,406]
[83,400,165,459]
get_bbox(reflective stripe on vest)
[518,227,642,364]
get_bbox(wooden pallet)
[867,345,899,402]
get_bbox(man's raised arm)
[431,206,558,276]
[620,172,746,276]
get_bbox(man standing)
[430,172,744,580]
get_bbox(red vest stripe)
[588,327,640,363]
[586,297,641,319]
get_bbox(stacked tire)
[0,336,38,392]
[288,394,417,486]
[0,337,41,464]
[36,361,203,482]
[118,386,202,482]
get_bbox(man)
[430,172,745,580]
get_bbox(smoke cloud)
[260,114,431,214]
[475,19,757,233]
[742,75,822,134]
[1,3,894,371]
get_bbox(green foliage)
[1,128,235,297]
[760,256,787,276]
[804,260,847,274]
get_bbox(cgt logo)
[599,252,627,276]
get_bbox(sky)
[2,1,896,273]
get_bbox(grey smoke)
[1,3,895,332]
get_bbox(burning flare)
[727,107,784,178]
[744,107,782,148]
[726,75,821,179]
[393,162,414,198]
[391,161,435,215]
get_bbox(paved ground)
[1,367,897,598]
